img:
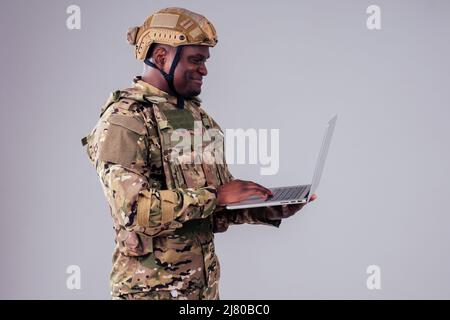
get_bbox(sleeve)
[212,207,282,233]
[94,106,218,239]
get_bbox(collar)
[132,76,202,106]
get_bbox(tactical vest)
[82,89,232,235]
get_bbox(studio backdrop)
[1,0,449,299]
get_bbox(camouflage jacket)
[83,77,281,300]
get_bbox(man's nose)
[198,63,208,76]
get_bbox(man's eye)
[190,58,203,64]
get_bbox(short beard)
[185,89,201,98]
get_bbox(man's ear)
[152,46,167,70]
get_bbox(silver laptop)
[226,115,337,210]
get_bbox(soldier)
[82,7,317,300]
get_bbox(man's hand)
[265,194,317,220]
[216,179,273,206]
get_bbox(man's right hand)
[216,179,273,206]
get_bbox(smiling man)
[82,7,316,300]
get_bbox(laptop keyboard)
[269,185,309,201]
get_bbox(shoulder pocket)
[97,114,147,167]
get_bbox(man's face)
[172,45,210,98]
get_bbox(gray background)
[1,0,449,299]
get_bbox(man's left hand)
[265,194,317,220]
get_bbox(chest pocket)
[163,109,195,130]
[152,105,225,190]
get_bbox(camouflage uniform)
[82,77,281,300]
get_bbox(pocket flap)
[108,114,147,135]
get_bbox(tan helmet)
[127,7,218,61]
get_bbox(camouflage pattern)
[83,77,281,300]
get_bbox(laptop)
[226,115,337,210]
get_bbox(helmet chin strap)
[144,45,185,109]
